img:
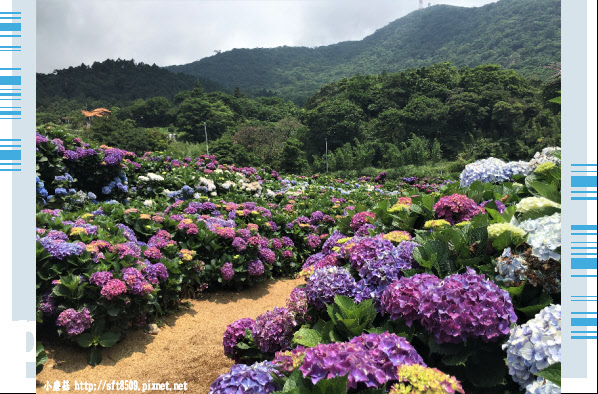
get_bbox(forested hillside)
[36,59,223,108]
[166,0,560,103]
[37,62,560,176]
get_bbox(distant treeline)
[37,62,560,175]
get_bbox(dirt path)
[37,278,304,394]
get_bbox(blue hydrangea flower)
[503,304,561,388]
[209,361,281,394]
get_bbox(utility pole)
[325,137,328,174]
[204,121,209,156]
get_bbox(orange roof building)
[81,108,111,118]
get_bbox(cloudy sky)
[37,0,498,74]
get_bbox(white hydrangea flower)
[529,147,561,170]
[143,200,153,207]
[518,213,561,261]
[138,175,150,182]
[517,197,561,213]
[147,173,164,182]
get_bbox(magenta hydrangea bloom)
[350,211,376,231]
[252,307,297,354]
[221,262,235,281]
[433,194,482,225]
[270,238,283,250]
[306,234,321,249]
[100,279,127,300]
[56,308,93,336]
[143,246,162,260]
[223,317,256,361]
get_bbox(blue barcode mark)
[571,165,598,200]
[0,76,21,85]
[0,23,20,31]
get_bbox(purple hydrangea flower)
[418,268,517,344]
[258,248,275,264]
[321,231,347,254]
[286,286,308,323]
[355,223,376,236]
[281,237,294,247]
[121,267,154,295]
[56,308,93,336]
[248,260,265,276]
[380,274,441,326]
[222,317,256,361]
[481,199,507,214]
[299,332,425,390]
[209,361,281,394]
[392,241,419,267]
[39,292,57,316]
[253,307,297,353]
[350,211,376,231]
[306,267,357,310]
[310,211,324,224]
[345,236,395,271]
[232,237,247,252]
[90,271,114,287]
[221,262,235,281]
[270,238,283,250]
[142,263,169,284]
[39,237,86,260]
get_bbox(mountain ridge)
[166,0,560,103]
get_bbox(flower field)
[36,125,562,393]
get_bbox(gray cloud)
[36,0,498,73]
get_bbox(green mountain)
[166,0,560,104]
[36,58,224,107]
